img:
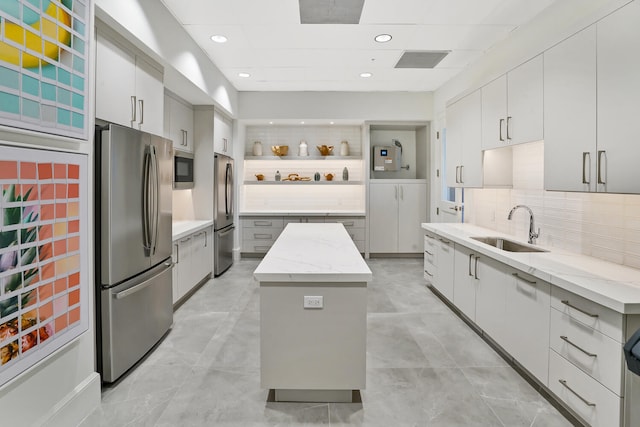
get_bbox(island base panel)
[274,389,354,403]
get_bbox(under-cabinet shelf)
[244,155,362,161]
[244,180,364,185]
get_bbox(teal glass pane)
[26,0,40,8]
[73,1,84,16]
[57,108,70,126]
[61,0,72,11]
[0,0,20,19]
[73,19,85,35]
[41,82,55,101]
[72,35,84,53]
[57,87,71,106]
[71,75,83,91]
[71,92,83,109]
[22,98,40,119]
[72,55,84,73]
[22,74,39,96]
[42,63,56,80]
[72,112,83,129]
[22,5,40,25]
[0,92,20,114]
[0,66,20,90]
[58,68,71,86]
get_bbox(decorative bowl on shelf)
[316,145,334,156]
[255,174,265,181]
[324,173,334,181]
[271,145,288,156]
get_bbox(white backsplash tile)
[466,141,640,268]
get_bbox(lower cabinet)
[453,245,478,321]
[172,226,213,304]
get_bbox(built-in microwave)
[173,150,194,189]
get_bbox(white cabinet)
[482,55,543,150]
[213,110,233,155]
[453,245,477,321]
[504,270,551,384]
[172,226,213,304]
[544,26,597,192]
[95,31,164,135]
[474,256,509,346]
[596,0,640,194]
[164,93,194,153]
[430,236,454,301]
[445,90,482,187]
[369,181,426,253]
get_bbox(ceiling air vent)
[299,0,365,24]
[394,51,451,69]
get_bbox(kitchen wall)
[465,142,640,269]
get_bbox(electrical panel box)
[373,145,399,171]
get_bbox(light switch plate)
[303,296,323,309]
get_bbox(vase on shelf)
[340,140,349,156]
[298,140,308,156]
[342,167,349,181]
[252,141,263,156]
[275,170,281,181]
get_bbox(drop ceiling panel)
[407,24,514,50]
[161,0,300,25]
[359,0,429,24]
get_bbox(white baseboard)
[40,372,101,427]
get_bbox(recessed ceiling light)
[269,121,274,125]
[374,34,392,43]
[210,35,228,43]
[300,121,305,124]
[238,72,251,78]
[329,121,334,125]
[360,72,372,78]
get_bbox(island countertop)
[253,223,372,283]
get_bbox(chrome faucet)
[507,205,540,244]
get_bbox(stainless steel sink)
[470,236,548,253]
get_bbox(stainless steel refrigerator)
[95,123,174,383]
[214,153,234,276]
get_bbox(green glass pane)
[71,92,83,109]
[41,82,56,101]
[61,0,72,10]
[72,35,84,53]
[42,63,56,80]
[0,66,20,90]
[22,74,39,96]
[57,107,70,125]
[73,55,84,73]
[0,92,20,114]
[71,75,83,91]
[22,98,40,119]
[0,0,20,19]
[57,87,70,106]
[72,112,83,129]
[22,5,40,25]
[58,68,71,86]
[73,19,85,35]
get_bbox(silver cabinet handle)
[424,249,433,256]
[400,186,404,200]
[561,300,599,318]
[597,150,606,185]
[560,336,597,358]
[439,238,450,244]
[138,99,144,125]
[342,221,355,227]
[506,116,512,140]
[174,243,179,264]
[179,236,192,243]
[130,95,137,122]
[558,380,596,407]
[582,152,591,184]
[254,220,273,226]
[204,230,208,247]
[474,256,479,279]
[254,233,273,240]
[394,185,398,200]
[499,118,504,142]
[424,270,433,277]
[455,166,460,183]
[468,253,474,277]
[512,273,536,284]
[254,245,271,252]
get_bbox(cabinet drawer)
[241,217,284,229]
[242,240,274,253]
[283,217,325,225]
[345,228,365,242]
[549,350,622,427]
[326,217,365,229]
[353,240,365,253]
[551,287,623,342]
[243,230,282,241]
[550,308,624,395]
[423,258,434,282]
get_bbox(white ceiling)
[160,0,556,92]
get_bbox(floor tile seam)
[122,389,178,427]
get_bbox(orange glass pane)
[0,161,18,179]
[68,164,79,179]
[69,307,80,325]
[39,224,52,241]
[68,289,80,306]
[55,314,67,332]
[67,183,79,198]
[55,203,67,218]
[38,163,52,180]
[39,302,53,322]
[67,236,79,252]
[40,261,54,280]
[38,242,52,262]
[55,184,67,199]
[55,258,68,275]
[20,162,37,179]
[68,220,79,233]
[40,184,54,200]
[53,164,66,179]
[54,277,67,295]
[39,283,53,300]
[21,184,38,201]
[40,203,55,220]
[53,238,67,256]
[53,222,67,236]
[65,254,79,272]
[67,202,78,217]
[68,271,80,287]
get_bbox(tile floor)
[80,258,574,426]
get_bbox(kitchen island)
[254,223,372,402]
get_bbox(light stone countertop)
[240,211,366,217]
[254,223,372,283]
[422,222,640,314]
[172,220,214,241]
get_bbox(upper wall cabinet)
[482,55,544,150]
[544,26,597,192]
[164,92,194,153]
[213,110,233,156]
[446,90,482,188]
[596,0,640,194]
[96,31,164,136]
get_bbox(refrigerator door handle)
[150,145,159,255]
[218,226,234,238]
[113,263,170,299]
[225,162,231,216]
[142,147,152,251]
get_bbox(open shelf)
[244,155,361,161]
[244,180,363,185]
